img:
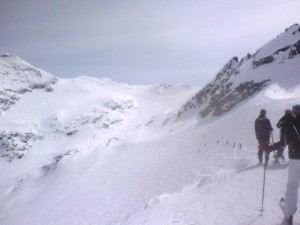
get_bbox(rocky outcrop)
[199,79,269,117]
[0,131,43,162]
[42,150,79,173]
[179,56,270,118]
[48,98,137,136]
[253,56,274,68]
[289,40,300,58]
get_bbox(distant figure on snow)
[283,104,300,224]
[254,109,273,164]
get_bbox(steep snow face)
[179,24,300,119]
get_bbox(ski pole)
[260,163,267,215]
[271,131,274,144]
[270,131,275,157]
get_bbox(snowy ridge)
[255,23,300,61]
[1,24,300,225]
[178,24,300,120]
[0,53,57,113]
[0,64,197,161]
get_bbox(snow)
[255,24,300,60]
[1,25,300,225]
[0,53,56,91]
[1,75,300,225]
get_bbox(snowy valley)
[1,24,300,225]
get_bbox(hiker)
[284,105,300,224]
[255,109,273,164]
[267,109,294,161]
[277,109,294,146]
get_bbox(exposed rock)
[200,80,270,117]
[289,40,300,58]
[178,58,239,117]
[42,150,79,173]
[0,131,43,162]
[48,101,134,135]
[178,54,271,119]
[253,56,274,68]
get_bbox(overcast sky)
[1,0,300,85]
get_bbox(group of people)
[254,104,300,224]
[255,108,294,164]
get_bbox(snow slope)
[2,82,300,225]
[1,24,300,225]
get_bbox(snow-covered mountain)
[0,54,197,162]
[1,24,300,225]
[178,23,300,119]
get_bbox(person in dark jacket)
[277,109,294,144]
[284,104,300,224]
[266,109,295,161]
[255,109,273,164]
[275,109,294,158]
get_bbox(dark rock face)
[0,132,43,162]
[289,40,300,58]
[199,80,269,117]
[42,150,79,173]
[178,56,271,118]
[253,56,274,68]
[180,77,270,118]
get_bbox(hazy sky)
[1,0,300,85]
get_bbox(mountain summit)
[0,53,57,113]
[178,23,300,118]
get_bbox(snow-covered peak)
[0,56,198,161]
[0,53,57,91]
[0,54,58,114]
[178,24,300,120]
[255,23,300,60]
[1,53,31,65]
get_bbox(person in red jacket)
[254,109,273,164]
